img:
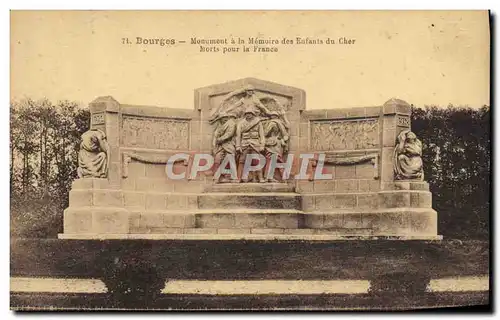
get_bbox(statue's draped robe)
[78,130,109,178]
[394,136,423,179]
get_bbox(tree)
[411,105,490,239]
[10,98,90,238]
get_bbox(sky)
[10,10,490,110]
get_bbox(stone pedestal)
[63,179,438,238]
[300,180,437,235]
[64,178,129,234]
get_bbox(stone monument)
[59,78,440,240]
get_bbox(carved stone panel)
[310,152,380,179]
[209,85,292,183]
[310,119,379,151]
[122,116,190,150]
[397,115,410,128]
[91,112,106,125]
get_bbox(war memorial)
[11,78,488,310]
[60,77,438,240]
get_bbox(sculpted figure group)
[211,85,290,183]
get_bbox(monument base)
[58,233,442,240]
[62,178,439,239]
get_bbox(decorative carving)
[91,112,105,125]
[325,153,378,165]
[122,116,189,150]
[209,85,290,120]
[122,151,189,178]
[394,130,423,180]
[209,85,290,183]
[397,115,410,127]
[311,119,379,151]
[77,129,109,178]
[312,153,380,179]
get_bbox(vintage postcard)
[10,10,490,311]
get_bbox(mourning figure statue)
[393,130,423,180]
[77,129,109,178]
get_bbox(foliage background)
[10,98,90,238]
[9,99,491,239]
[411,105,490,240]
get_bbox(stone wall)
[293,99,435,235]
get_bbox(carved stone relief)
[122,151,189,178]
[91,112,106,125]
[397,115,410,127]
[310,119,379,151]
[209,85,291,183]
[122,116,190,150]
[208,90,292,115]
[311,152,380,179]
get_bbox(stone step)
[66,208,437,237]
[181,227,377,236]
[59,233,443,240]
[195,212,303,229]
[123,209,306,231]
[195,208,304,214]
[126,208,437,234]
[198,193,301,210]
[205,183,295,193]
[303,209,437,235]
[126,227,378,235]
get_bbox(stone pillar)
[89,96,121,186]
[285,88,306,157]
[380,98,412,188]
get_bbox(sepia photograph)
[9,10,491,311]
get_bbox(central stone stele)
[59,78,440,240]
